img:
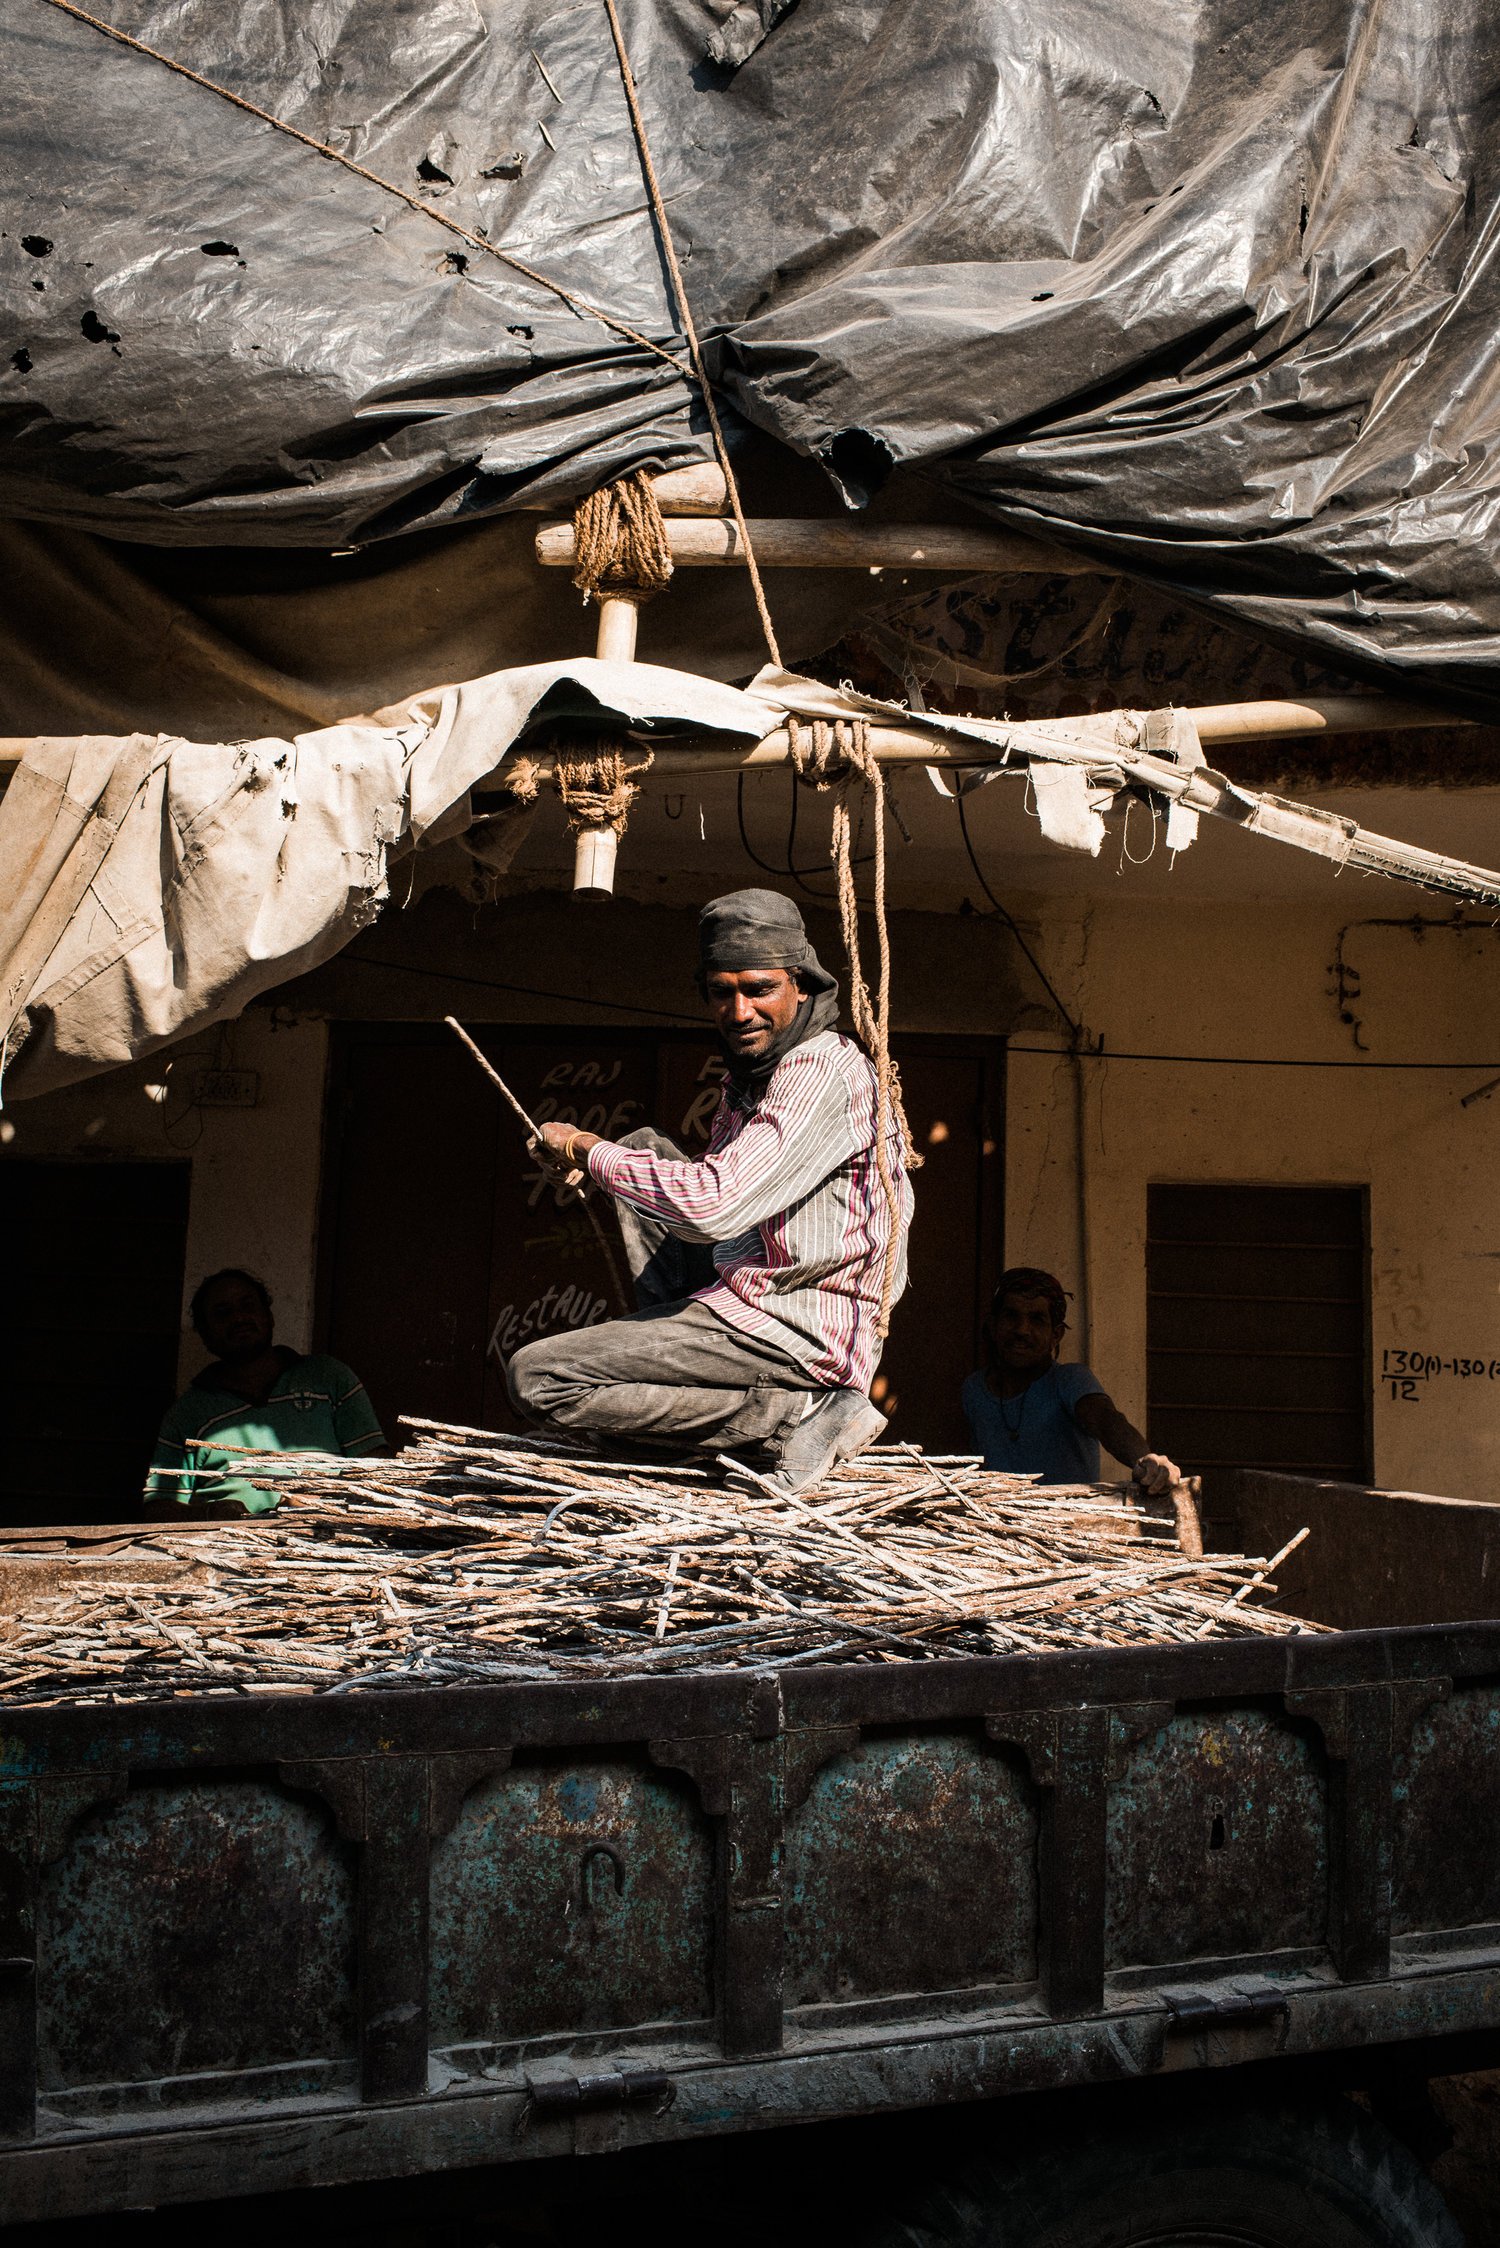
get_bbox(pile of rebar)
[0,1419,1320,1704]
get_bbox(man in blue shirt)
[961,1266,1179,1491]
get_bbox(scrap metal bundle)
[0,1419,1320,1705]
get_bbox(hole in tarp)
[508,323,533,340]
[820,426,894,509]
[21,235,53,257]
[482,153,526,180]
[441,250,468,274]
[1209,1814,1226,1850]
[200,240,240,257]
[1032,290,1054,301]
[417,156,454,184]
[11,347,32,373]
[80,308,120,344]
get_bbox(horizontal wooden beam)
[1188,694,1465,744]
[535,516,1086,573]
[0,693,1475,782]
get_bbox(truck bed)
[3,1469,1499,2222]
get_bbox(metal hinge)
[522,2064,675,2126]
[1161,1989,1290,2035]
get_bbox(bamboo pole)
[538,517,1086,574]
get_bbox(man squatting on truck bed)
[506,888,913,1496]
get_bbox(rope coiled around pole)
[571,470,675,606]
[550,736,655,837]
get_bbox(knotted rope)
[571,470,674,606]
[787,714,922,1339]
[551,736,655,837]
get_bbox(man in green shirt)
[144,1268,384,1516]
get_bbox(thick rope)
[38,0,692,379]
[600,0,782,669]
[787,715,921,1339]
[572,470,674,604]
[552,737,655,835]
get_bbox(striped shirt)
[588,1030,912,1391]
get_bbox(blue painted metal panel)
[1106,1708,1327,1968]
[783,1731,1037,2005]
[37,1776,356,2089]
[428,1757,713,2045]
[1396,1687,1500,1934]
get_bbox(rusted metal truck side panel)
[4,1598,1500,2222]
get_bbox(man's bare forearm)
[1073,1392,1179,1494]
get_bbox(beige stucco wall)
[1,1012,328,1389]
[1003,897,1500,1501]
[8,877,1498,1505]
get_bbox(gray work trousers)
[505,1127,820,1453]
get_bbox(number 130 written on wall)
[1383,1348,1500,1402]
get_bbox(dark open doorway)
[1,1159,190,1527]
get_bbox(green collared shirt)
[145,1352,383,1513]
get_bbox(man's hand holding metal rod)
[533,1119,601,1182]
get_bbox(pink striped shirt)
[587,1030,912,1391]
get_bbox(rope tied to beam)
[552,736,655,836]
[571,470,675,606]
[787,713,922,1340]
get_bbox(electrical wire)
[953,788,1084,1043]
[1009,1046,1500,1071]
[332,952,703,1025]
[311,957,1500,1071]
[735,769,873,902]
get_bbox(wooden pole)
[539,515,1086,575]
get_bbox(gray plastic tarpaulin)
[4,0,1500,707]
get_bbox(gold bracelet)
[562,1131,583,1165]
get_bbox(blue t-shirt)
[961,1363,1107,1483]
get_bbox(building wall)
[2,895,1025,1437]
[1003,897,1500,1501]
[9,881,1499,1506]
[1,1012,328,1390]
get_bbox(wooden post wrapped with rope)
[563,469,673,892]
[550,734,655,898]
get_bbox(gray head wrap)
[696,888,840,1095]
[696,888,837,993]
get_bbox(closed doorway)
[318,1026,1003,1453]
[1146,1183,1370,1483]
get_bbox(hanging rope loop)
[571,470,675,607]
[789,713,923,1337]
[549,733,655,836]
[786,714,864,790]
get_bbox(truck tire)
[871,2097,1463,2248]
